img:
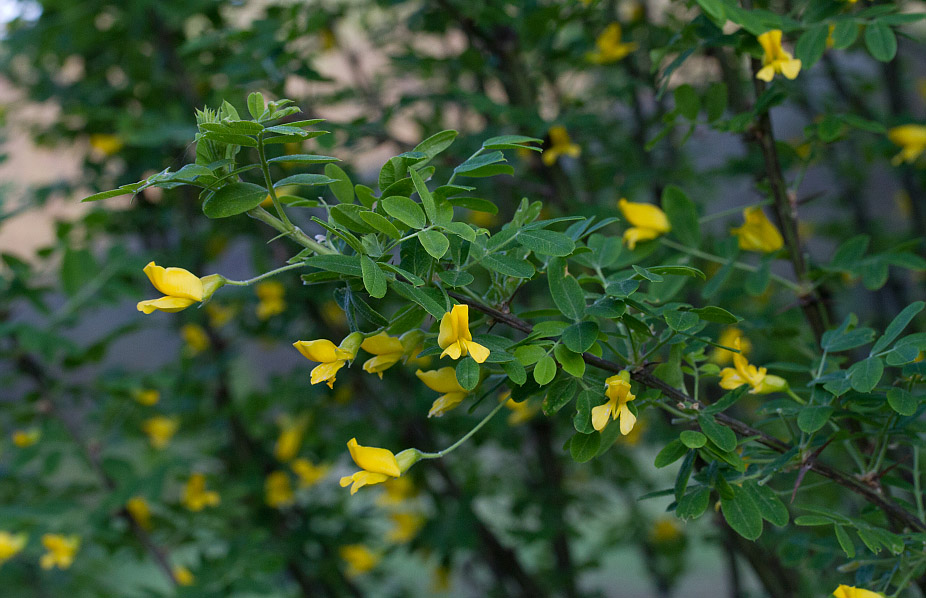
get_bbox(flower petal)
[361,332,404,356]
[137,296,198,314]
[416,368,466,394]
[346,438,401,477]
[293,339,340,363]
[143,262,204,301]
[465,340,490,364]
[428,392,467,417]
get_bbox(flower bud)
[755,374,788,395]
[395,448,422,474]
[200,274,226,301]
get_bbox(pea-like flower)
[832,585,882,598]
[438,304,490,363]
[0,531,27,565]
[710,327,752,366]
[173,566,195,586]
[293,333,362,389]
[361,333,405,378]
[618,198,671,249]
[731,207,784,253]
[592,370,638,435]
[887,124,926,165]
[133,388,160,406]
[142,416,178,449]
[182,473,220,511]
[719,339,788,394]
[755,30,801,82]
[255,280,286,320]
[265,471,295,508]
[416,367,469,417]
[542,126,581,166]
[136,262,223,314]
[274,416,307,462]
[12,429,40,448]
[126,496,152,530]
[291,458,329,488]
[586,23,638,64]
[339,544,380,577]
[339,438,420,495]
[386,512,425,544]
[40,534,79,570]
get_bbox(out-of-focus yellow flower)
[416,368,469,417]
[205,302,235,328]
[711,327,752,366]
[377,477,417,506]
[274,416,307,462]
[136,262,223,314]
[265,471,295,508]
[832,585,882,598]
[361,333,404,378]
[386,512,425,544]
[291,458,329,488]
[618,198,671,249]
[255,280,286,320]
[895,190,913,218]
[339,438,420,495]
[888,124,926,165]
[649,517,682,543]
[40,534,79,570]
[756,30,801,82]
[620,417,645,445]
[731,207,783,253]
[431,565,452,593]
[333,385,352,404]
[340,544,379,577]
[0,532,27,565]
[719,339,788,394]
[505,396,538,425]
[182,473,220,511]
[438,304,489,363]
[918,79,926,103]
[320,27,338,50]
[126,496,152,530]
[133,388,160,406]
[320,300,347,328]
[586,23,637,64]
[181,324,210,354]
[293,333,362,389]
[174,565,195,586]
[12,429,40,448]
[542,126,581,166]
[592,370,637,435]
[826,24,836,49]
[142,416,178,450]
[468,209,500,228]
[89,133,123,156]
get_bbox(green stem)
[447,147,483,186]
[785,388,807,405]
[223,262,308,286]
[247,207,335,255]
[419,395,507,459]
[915,447,925,523]
[257,134,294,230]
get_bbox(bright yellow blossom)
[291,458,329,488]
[89,133,123,156]
[505,397,539,425]
[756,30,801,82]
[586,23,637,64]
[255,280,286,320]
[40,534,79,570]
[542,126,581,166]
[719,339,788,394]
[12,429,40,448]
[888,124,926,165]
[173,565,195,586]
[182,473,220,511]
[293,333,362,389]
[133,388,160,406]
[136,262,223,314]
[361,333,405,378]
[731,207,784,253]
[265,471,295,508]
[387,512,425,544]
[618,198,671,249]
[416,367,469,417]
[592,370,637,435]
[274,416,307,462]
[142,416,178,450]
[181,324,210,354]
[711,327,752,366]
[126,496,152,530]
[833,585,882,598]
[339,438,420,495]
[438,304,490,363]
[340,544,379,576]
[0,532,27,565]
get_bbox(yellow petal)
[464,340,490,364]
[346,438,401,477]
[780,58,802,80]
[293,339,340,363]
[732,207,784,253]
[310,360,345,387]
[440,341,463,361]
[362,354,402,376]
[591,402,613,431]
[622,226,661,250]
[416,368,466,394]
[618,199,671,232]
[428,392,467,417]
[618,405,637,436]
[757,30,782,59]
[756,65,775,82]
[438,310,457,350]
[541,148,560,166]
[142,262,203,301]
[361,332,404,356]
[137,296,198,314]
[452,304,472,341]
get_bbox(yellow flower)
[89,133,123,156]
[586,23,637,64]
[542,126,581,166]
[504,395,538,426]
[0,532,27,565]
[649,517,682,543]
[136,262,223,314]
[133,388,160,406]
[265,471,295,508]
[126,496,152,530]
[255,280,286,320]
[888,124,926,165]
[173,565,195,586]
[719,339,788,394]
[438,304,490,363]
[731,207,783,253]
[361,333,405,378]
[710,327,752,366]
[618,198,671,249]
[40,534,79,570]
[826,24,836,49]
[142,416,178,450]
[293,333,362,389]
[377,477,417,506]
[387,512,425,544]
[592,370,637,435]
[339,438,420,495]
[320,28,337,51]
[274,416,307,462]
[12,429,40,448]
[181,324,210,354]
[620,417,645,445]
[755,30,801,82]
[833,585,882,598]
[205,302,235,328]
[339,544,379,577]
[416,368,469,417]
[182,473,220,511]
[291,458,329,488]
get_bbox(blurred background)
[1,0,925,596]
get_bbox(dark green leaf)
[360,256,387,299]
[721,485,763,540]
[698,415,737,452]
[455,358,480,391]
[655,440,688,468]
[849,357,883,393]
[418,230,450,259]
[382,196,426,229]
[569,432,601,463]
[562,321,599,354]
[202,182,267,218]
[662,186,700,247]
[324,163,354,204]
[865,22,897,62]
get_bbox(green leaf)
[534,355,557,386]
[391,281,446,319]
[562,321,599,354]
[648,265,705,279]
[437,271,475,288]
[662,186,700,247]
[481,254,535,278]
[692,306,739,324]
[794,515,833,526]
[382,196,426,229]
[705,82,728,122]
[482,134,542,150]
[797,405,833,434]
[849,357,883,393]
[324,163,354,204]
[553,344,586,378]
[455,358,480,391]
[378,157,405,193]
[865,22,897,62]
[655,440,688,468]
[454,151,513,178]
[517,229,575,257]
[202,182,267,218]
[274,174,338,188]
[834,524,856,558]
[677,487,711,520]
[871,301,925,354]
[543,377,579,415]
[795,23,829,69]
[721,485,763,540]
[887,388,917,416]
[515,345,548,366]
[665,310,699,332]
[268,154,339,165]
[304,254,362,277]
[831,20,859,49]
[448,196,498,213]
[673,84,700,120]
[548,257,585,321]
[414,130,458,163]
[503,360,527,386]
[61,248,97,296]
[569,432,601,463]
[409,168,437,223]
[360,256,387,299]
[698,415,737,452]
[359,211,402,240]
[418,230,450,259]
[742,481,788,527]
[680,430,707,448]
[574,390,599,434]
[247,92,264,119]
[330,204,376,234]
